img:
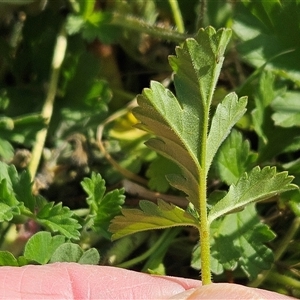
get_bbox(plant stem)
[106,232,149,266]
[267,272,300,290]
[96,100,148,186]
[28,25,67,179]
[116,228,178,269]
[199,177,211,284]
[196,0,207,29]
[168,0,185,33]
[199,108,211,285]
[111,13,189,43]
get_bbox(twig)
[111,13,189,43]
[28,25,67,179]
[96,100,148,186]
[122,179,188,208]
[168,0,185,34]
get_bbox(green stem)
[97,100,148,186]
[168,0,185,33]
[196,0,207,29]
[111,13,189,43]
[249,217,300,288]
[267,272,300,290]
[0,223,12,248]
[141,227,181,272]
[112,89,137,102]
[199,109,211,285]
[28,25,67,179]
[105,232,149,266]
[116,228,176,269]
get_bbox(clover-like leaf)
[50,243,100,265]
[109,199,198,240]
[24,232,65,264]
[0,251,19,266]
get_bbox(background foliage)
[0,0,300,297]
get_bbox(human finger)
[0,262,200,299]
[170,282,295,299]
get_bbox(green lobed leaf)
[81,172,125,238]
[192,204,275,279]
[77,0,96,19]
[66,0,120,43]
[0,137,14,161]
[251,72,300,162]
[133,27,232,209]
[234,1,300,85]
[213,129,256,185]
[109,199,198,240]
[9,169,36,213]
[208,166,297,224]
[24,232,65,264]
[271,91,300,128]
[217,205,275,279]
[82,172,106,212]
[146,155,181,193]
[0,162,51,223]
[66,15,85,35]
[206,92,247,172]
[82,12,121,44]
[0,162,18,189]
[251,71,278,144]
[36,202,81,240]
[0,178,21,222]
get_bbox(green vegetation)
[0,0,300,297]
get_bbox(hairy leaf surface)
[110,199,198,240]
[208,166,297,223]
[206,93,247,172]
[133,27,233,208]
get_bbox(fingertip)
[171,283,295,300]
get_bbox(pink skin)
[0,263,295,299]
